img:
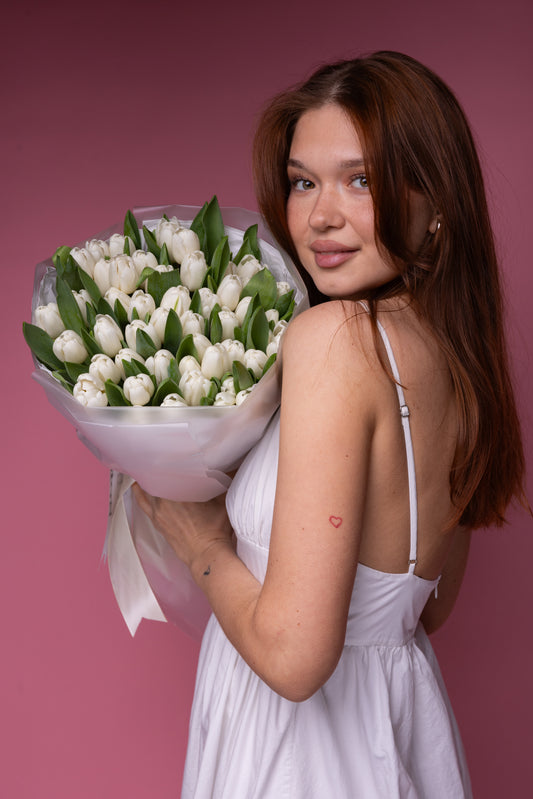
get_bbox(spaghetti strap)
[358,303,418,573]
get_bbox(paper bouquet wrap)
[27,202,308,636]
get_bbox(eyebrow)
[287,157,365,169]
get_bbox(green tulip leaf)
[85,302,97,329]
[80,328,102,357]
[22,322,63,370]
[176,333,200,362]
[280,297,295,322]
[131,306,140,321]
[152,378,181,406]
[114,299,129,331]
[159,242,170,266]
[240,268,277,309]
[96,297,118,324]
[146,269,181,307]
[240,293,262,342]
[199,395,215,406]
[64,361,88,383]
[135,329,158,359]
[56,277,85,336]
[168,357,180,383]
[105,380,131,406]
[209,304,223,344]
[234,224,261,264]
[189,289,202,315]
[262,352,277,375]
[122,357,150,378]
[143,225,161,260]
[274,289,294,318]
[210,236,230,285]
[206,272,218,293]
[233,325,243,344]
[246,306,269,352]
[163,308,182,353]
[53,245,72,275]
[124,210,142,251]
[190,202,208,256]
[232,360,254,394]
[77,267,102,306]
[51,370,74,393]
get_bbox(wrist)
[189,537,235,588]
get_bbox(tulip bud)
[145,349,174,384]
[178,355,202,375]
[160,285,191,316]
[34,302,65,339]
[125,319,161,351]
[85,239,109,261]
[179,369,211,406]
[131,249,159,278]
[73,374,108,407]
[217,274,242,311]
[104,287,132,316]
[192,333,211,361]
[180,251,208,291]
[276,281,291,297]
[93,314,124,358]
[197,287,219,318]
[214,391,236,407]
[129,289,156,321]
[201,343,229,380]
[234,295,252,326]
[218,309,238,340]
[70,247,96,277]
[114,348,146,380]
[220,338,245,365]
[265,308,279,326]
[108,254,138,294]
[236,254,262,285]
[73,289,92,324]
[180,310,204,336]
[123,373,155,406]
[161,393,188,407]
[108,233,135,257]
[170,227,201,264]
[150,307,170,343]
[89,353,122,386]
[52,329,89,363]
[221,375,236,395]
[155,217,179,251]
[243,348,267,379]
[273,319,288,337]
[236,387,255,405]
[93,257,112,295]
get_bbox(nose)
[308,187,344,231]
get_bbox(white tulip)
[131,249,158,278]
[234,295,252,326]
[266,308,279,326]
[69,247,96,277]
[180,250,208,291]
[108,254,138,294]
[197,287,219,318]
[273,319,288,337]
[89,353,122,386]
[129,289,156,321]
[243,348,267,379]
[114,348,146,380]
[123,373,155,406]
[125,319,161,351]
[180,310,204,336]
[150,307,170,343]
[276,281,292,297]
[220,338,245,365]
[73,374,108,407]
[192,333,212,361]
[93,314,124,357]
[144,349,174,384]
[85,238,109,261]
[178,355,202,375]
[93,258,112,295]
[217,274,243,311]
[201,344,229,380]
[236,254,262,284]
[221,375,236,395]
[266,336,282,358]
[161,393,188,407]
[155,217,179,251]
[214,391,236,407]
[108,233,135,257]
[34,302,65,338]
[104,287,132,316]
[218,309,238,340]
[72,289,92,323]
[52,329,88,363]
[236,387,255,405]
[170,227,201,264]
[179,369,211,406]
[160,285,191,315]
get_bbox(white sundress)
[181,318,473,798]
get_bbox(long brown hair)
[252,50,528,529]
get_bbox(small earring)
[429,217,441,234]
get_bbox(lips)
[310,240,358,269]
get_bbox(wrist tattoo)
[203,565,211,576]
[329,515,343,528]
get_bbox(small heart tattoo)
[329,516,343,528]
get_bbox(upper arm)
[254,304,377,694]
[420,526,472,634]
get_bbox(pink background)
[2,1,532,796]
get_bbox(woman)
[134,52,528,797]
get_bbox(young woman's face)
[286,103,433,299]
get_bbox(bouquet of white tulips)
[24,199,307,636]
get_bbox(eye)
[351,174,369,189]
[290,177,315,191]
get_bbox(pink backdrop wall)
[2,0,532,795]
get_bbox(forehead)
[289,104,363,158]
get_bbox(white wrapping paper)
[31,204,308,636]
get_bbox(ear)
[428,216,441,234]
